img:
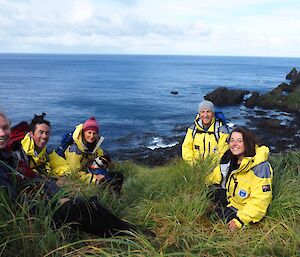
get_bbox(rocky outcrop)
[204,87,249,106]
[238,68,300,113]
[286,67,297,80]
[290,71,300,88]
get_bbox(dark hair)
[229,127,258,157]
[29,113,51,132]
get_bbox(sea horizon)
[1,52,300,59]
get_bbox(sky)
[0,0,299,57]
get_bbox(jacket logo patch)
[194,145,200,150]
[238,189,248,198]
[262,185,271,192]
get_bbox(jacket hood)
[73,124,104,154]
[239,145,270,171]
[21,133,47,157]
[194,114,216,132]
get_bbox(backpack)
[6,121,30,151]
[192,111,230,142]
[54,131,74,159]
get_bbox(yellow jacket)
[17,133,51,175]
[207,146,273,228]
[49,124,104,183]
[182,115,229,164]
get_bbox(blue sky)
[0,0,299,57]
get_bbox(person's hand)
[95,174,105,184]
[58,198,70,205]
[227,219,238,231]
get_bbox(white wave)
[148,137,178,150]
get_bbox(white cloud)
[0,0,299,56]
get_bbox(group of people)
[0,112,153,237]
[182,100,273,231]
[0,99,273,236]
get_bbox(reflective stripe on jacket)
[207,146,273,227]
[182,116,229,164]
[49,124,104,183]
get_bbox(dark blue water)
[1,54,299,154]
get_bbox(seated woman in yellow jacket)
[50,117,123,193]
[182,100,229,164]
[207,127,273,231]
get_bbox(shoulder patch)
[69,144,82,155]
[219,125,229,134]
[253,161,271,178]
[262,185,271,192]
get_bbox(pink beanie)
[83,117,99,133]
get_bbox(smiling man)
[15,113,51,176]
[182,100,230,164]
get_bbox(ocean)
[1,54,300,158]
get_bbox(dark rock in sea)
[244,113,300,152]
[254,109,268,116]
[171,124,189,133]
[256,118,282,129]
[244,81,300,113]
[244,92,260,108]
[170,90,178,95]
[269,83,289,96]
[204,87,250,106]
[286,67,297,80]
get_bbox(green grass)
[0,152,299,256]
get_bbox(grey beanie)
[198,100,215,113]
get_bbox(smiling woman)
[207,127,273,231]
[49,116,124,194]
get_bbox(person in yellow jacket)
[50,117,123,192]
[207,127,273,231]
[15,113,51,176]
[182,100,229,164]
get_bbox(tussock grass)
[0,152,299,256]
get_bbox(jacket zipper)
[202,135,206,158]
[228,160,251,197]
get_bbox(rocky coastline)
[114,68,300,166]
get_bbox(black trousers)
[104,171,124,195]
[208,185,238,223]
[53,196,134,237]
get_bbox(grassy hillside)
[0,152,299,256]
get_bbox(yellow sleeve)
[49,151,72,176]
[206,164,222,186]
[182,128,195,165]
[216,133,229,160]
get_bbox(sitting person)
[206,127,273,230]
[182,100,229,165]
[0,111,154,237]
[14,113,51,176]
[50,117,123,193]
